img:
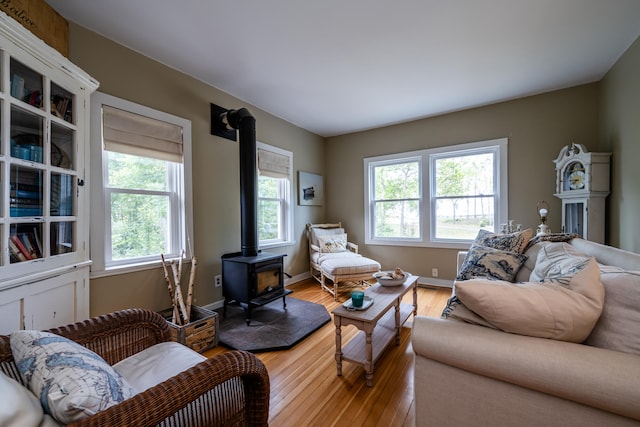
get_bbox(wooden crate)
[160,306,218,353]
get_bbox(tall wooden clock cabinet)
[553,143,611,244]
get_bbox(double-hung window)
[90,92,193,274]
[257,142,293,248]
[365,138,507,248]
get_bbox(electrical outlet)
[431,268,439,278]
[214,275,222,287]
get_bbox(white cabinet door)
[0,299,21,335]
[24,275,78,330]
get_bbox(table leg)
[364,330,374,387]
[412,281,418,316]
[394,302,402,345]
[335,317,343,376]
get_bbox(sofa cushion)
[10,330,135,424]
[474,228,533,254]
[456,244,527,281]
[0,372,60,427]
[113,342,206,393]
[454,257,604,342]
[584,266,640,355]
[317,233,348,253]
[320,255,381,276]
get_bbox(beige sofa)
[412,238,640,427]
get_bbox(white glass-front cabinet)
[0,13,99,334]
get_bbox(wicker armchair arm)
[47,309,171,365]
[68,350,270,427]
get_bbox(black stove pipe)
[220,108,258,257]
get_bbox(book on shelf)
[8,239,28,262]
[10,74,25,99]
[19,232,42,259]
[10,235,32,260]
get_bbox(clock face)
[565,162,585,190]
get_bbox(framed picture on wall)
[298,171,324,206]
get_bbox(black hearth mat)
[215,297,331,352]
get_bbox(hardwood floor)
[203,279,451,427]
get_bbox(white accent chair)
[306,223,381,300]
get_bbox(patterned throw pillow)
[474,228,533,254]
[456,244,528,281]
[317,233,348,253]
[10,330,135,424]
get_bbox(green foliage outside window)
[258,176,280,241]
[373,161,420,238]
[107,152,171,259]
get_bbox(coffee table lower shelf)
[341,302,414,365]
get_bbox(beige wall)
[599,36,640,253]
[67,23,325,316]
[325,85,600,281]
[68,21,638,314]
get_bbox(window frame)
[257,141,294,249]
[89,92,194,276]
[364,138,508,249]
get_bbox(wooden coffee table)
[332,275,418,386]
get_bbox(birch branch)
[171,260,189,323]
[161,254,180,325]
[185,255,197,320]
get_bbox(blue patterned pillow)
[475,228,533,254]
[10,330,135,424]
[457,244,528,281]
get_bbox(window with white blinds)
[257,142,293,247]
[90,92,194,275]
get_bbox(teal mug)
[351,290,365,308]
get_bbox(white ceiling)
[45,0,640,137]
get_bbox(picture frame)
[298,171,324,206]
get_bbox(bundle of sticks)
[161,250,197,326]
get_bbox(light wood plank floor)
[203,279,451,427]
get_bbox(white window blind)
[102,105,183,162]
[258,148,290,178]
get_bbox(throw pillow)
[583,265,640,356]
[455,257,604,342]
[0,372,50,427]
[456,244,528,281]
[529,242,590,283]
[10,330,136,424]
[474,228,533,254]
[317,233,348,253]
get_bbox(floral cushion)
[10,330,135,424]
[317,233,348,253]
[456,244,528,281]
[474,228,533,254]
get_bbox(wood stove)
[213,105,292,325]
[222,252,291,324]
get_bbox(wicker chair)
[306,222,381,300]
[0,308,270,427]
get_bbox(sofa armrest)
[48,308,171,365]
[68,350,270,427]
[412,316,640,421]
[456,251,467,274]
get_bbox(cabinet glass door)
[564,202,584,236]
